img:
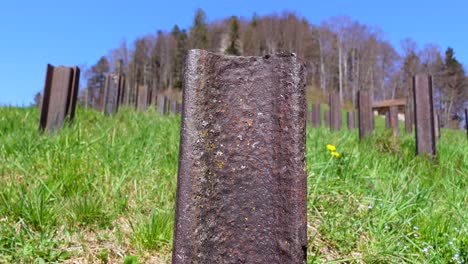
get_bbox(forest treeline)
[80,9,467,128]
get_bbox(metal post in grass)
[465,109,468,138]
[413,74,436,155]
[169,100,177,114]
[39,64,80,131]
[434,114,441,139]
[103,74,121,115]
[389,106,399,137]
[173,50,307,264]
[405,106,413,134]
[347,111,355,130]
[329,92,341,130]
[312,103,321,127]
[358,90,373,139]
[324,110,330,127]
[385,110,391,129]
[157,95,167,115]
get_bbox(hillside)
[0,106,466,263]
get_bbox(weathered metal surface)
[118,75,126,105]
[157,95,167,115]
[405,106,413,134]
[434,114,441,139]
[347,111,355,130]
[358,90,373,139]
[103,74,121,115]
[173,50,307,264]
[389,106,399,137]
[465,109,468,138]
[324,110,330,127]
[329,92,341,130]
[413,74,436,155]
[385,110,391,129]
[68,67,80,120]
[169,100,178,114]
[372,98,406,109]
[311,104,321,127]
[136,84,148,110]
[39,64,79,131]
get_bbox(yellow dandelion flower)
[331,151,340,158]
[326,144,336,151]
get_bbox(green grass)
[0,106,466,263]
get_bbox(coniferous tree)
[172,25,188,89]
[189,8,209,49]
[225,16,241,55]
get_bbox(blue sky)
[0,0,466,106]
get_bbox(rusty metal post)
[136,84,148,110]
[176,101,182,114]
[347,111,355,130]
[311,104,321,127]
[39,64,79,131]
[173,50,307,264]
[465,109,468,138]
[68,67,80,120]
[405,107,413,134]
[434,114,441,139]
[389,106,399,137]
[413,74,436,155]
[329,92,341,130]
[324,110,330,127]
[103,74,121,115]
[358,90,373,139]
[385,110,391,129]
[157,95,167,115]
[169,100,177,114]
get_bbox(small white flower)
[384,225,390,230]
[453,253,459,259]
[368,205,373,209]
[404,245,409,249]
[413,233,418,237]
[413,226,419,230]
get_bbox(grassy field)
[0,106,466,263]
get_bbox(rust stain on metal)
[173,50,307,263]
[413,74,436,155]
[358,90,373,139]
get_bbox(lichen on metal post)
[173,50,307,264]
